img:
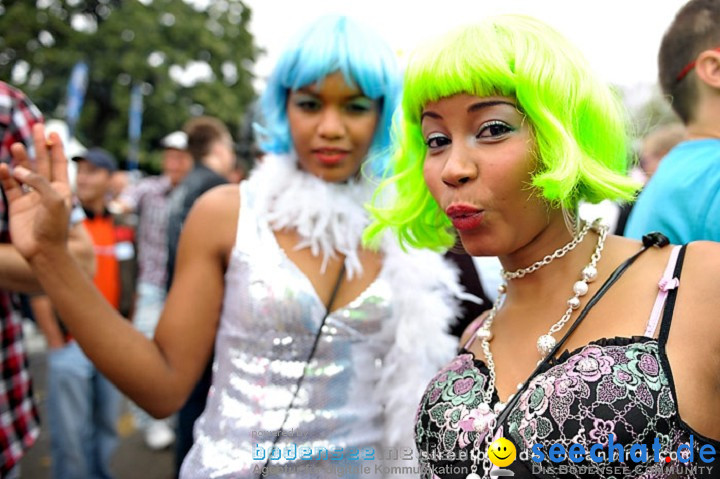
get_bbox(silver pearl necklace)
[464,220,608,479]
[489,220,608,357]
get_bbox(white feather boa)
[251,153,373,279]
[248,154,473,477]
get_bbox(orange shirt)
[83,213,120,309]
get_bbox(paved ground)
[19,322,175,479]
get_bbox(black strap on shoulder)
[657,244,688,347]
[258,263,346,478]
[494,231,669,429]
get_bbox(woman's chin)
[456,233,497,258]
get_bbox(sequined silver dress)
[180,180,393,479]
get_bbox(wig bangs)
[366,16,641,251]
[258,15,399,162]
[402,25,517,125]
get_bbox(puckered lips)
[446,204,484,231]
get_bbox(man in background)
[166,116,235,476]
[33,148,133,479]
[625,0,720,242]
[112,130,193,450]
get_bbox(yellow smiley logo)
[487,437,517,468]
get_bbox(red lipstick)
[313,148,350,165]
[446,204,484,231]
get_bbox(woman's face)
[287,71,380,182]
[421,94,558,257]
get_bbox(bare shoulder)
[192,183,240,211]
[459,311,490,350]
[682,241,720,293]
[187,184,240,223]
[678,241,720,344]
[182,184,241,255]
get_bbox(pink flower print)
[588,418,615,446]
[427,387,442,405]
[441,370,484,406]
[457,405,494,448]
[449,354,475,373]
[554,375,581,398]
[565,346,615,382]
[637,353,659,376]
[434,354,474,384]
[424,354,479,406]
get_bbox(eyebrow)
[421,100,517,121]
[468,100,516,113]
[293,88,369,101]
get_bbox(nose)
[441,143,478,188]
[317,106,346,140]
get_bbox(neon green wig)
[365,15,640,251]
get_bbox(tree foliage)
[0,0,258,170]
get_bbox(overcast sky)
[245,0,688,92]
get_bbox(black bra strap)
[657,244,688,347]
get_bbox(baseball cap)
[72,147,117,172]
[161,131,188,150]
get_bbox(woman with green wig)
[368,15,720,479]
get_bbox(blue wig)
[257,15,400,168]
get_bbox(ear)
[694,49,720,89]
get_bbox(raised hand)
[0,123,73,261]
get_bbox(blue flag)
[66,61,88,137]
[127,84,143,170]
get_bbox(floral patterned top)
[415,246,720,478]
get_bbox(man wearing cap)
[111,131,192,450]
[31,147,131,479]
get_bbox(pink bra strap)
[463,316,488,350]
[644,245,682,338]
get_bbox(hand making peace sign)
[0,123,73,262]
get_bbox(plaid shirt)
[119,175,173,287]
[0,82,41,474]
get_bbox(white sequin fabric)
[180,176,392,479]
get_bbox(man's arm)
[30,294,66,350]
[110,178,149,215]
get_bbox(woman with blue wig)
[0,15,463,478]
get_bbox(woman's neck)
[498,219,600,303]
[250,153,375,279]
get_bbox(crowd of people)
[0,1,718,478]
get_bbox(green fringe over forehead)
[365,15,641,251]
[402,20,522,122]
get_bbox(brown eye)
[426,133,450,149]
[477,121,513,138]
